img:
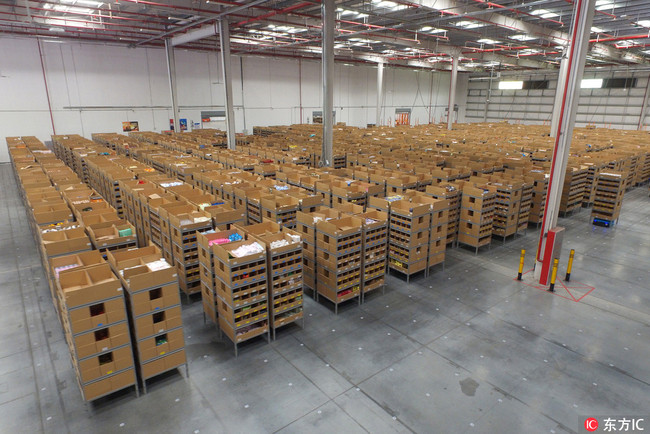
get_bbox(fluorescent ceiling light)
[499,81,523,90]
[349,37,379,44]
[581,78,603,89]
[477,38,500,44]
[60,0,103,6]
[595,0,621,11]
[338,9,358,16]
[421,26,445,34]
[231,38,262,45]
[456,21,485,29]
[636,20,650,28]
[615,40,636,48]
[48,27,65,32]
[591,26,604,33]
[53,5,93,13]
[372,0,406,11]
[531,9,559,19]
[509,34,536,41]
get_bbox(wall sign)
[122,121,139,132]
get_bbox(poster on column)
[180,119,188,131]
[122,121,139,132]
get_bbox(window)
[523,80,549,90]
[581,78,603,89]
[498,80,548,90]
[603,78,636,88]
[499,81,523,90]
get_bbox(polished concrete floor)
[1,162,649,434]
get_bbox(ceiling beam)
[413,0,647,65]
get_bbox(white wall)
[0,35,467,162]
[466,69,650,130]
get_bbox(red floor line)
[557,279,578,302]
[515,270,595,302]
[576,287,596,302]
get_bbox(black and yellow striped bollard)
[517,249,525,281]
[549,258,559,292]
[565,249,575,281]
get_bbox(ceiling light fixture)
[531,9,559,19]
[477,38,500,44]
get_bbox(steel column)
[550,53,569,137]
[483,68,494,123]
[536,0,596,280]
[637,75,650,130]
[321,0,334,167]
[447,55,458,130]
[165,39,180,133]
[218,18,236,150]
[376,61,384,126]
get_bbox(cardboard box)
[87,220,137,249]
[137,327,185,363]
[80,368,135,401]
[140,349,187,379]
[32,202,73,225]
[49,250,104,281]
[134,306,183,339]
[41,228,92,258]
[107,245,177,292]
[58,263,123,308]
[78,345,134,383]
[71,321,130,360]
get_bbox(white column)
[638,76,650,131]
[447,55,459,130]
[536,0,596,278]
[376,61,384,126]
[218,18,236,150]
[550,54,569,137]
[165,39,180,133]
[321,0,335,167]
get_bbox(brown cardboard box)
[41,228,92,258]
[81,368,135,401]
[134,306,183,339]
[64,296,127,335]
[78,345,134,383]
[71,322,130,359]
[32,202,73,225]
[87,220,137,248]
[137,328,185,363]
[140,349,187,379]
[49,250,104,281]
[107,245,176,292]
[58,264,123,308]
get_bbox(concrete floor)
[1,162,649,434]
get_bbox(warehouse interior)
[2,0,650,433]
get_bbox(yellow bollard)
[549,258,559,292]
[517,249,526,280]
[565,249,575,281]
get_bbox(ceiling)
[2,0,650,71]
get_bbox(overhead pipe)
[136,0,271,47]
[0,13,175,38]
[236,1,313,27]
[469,0,564,26]
[36,39,56,135]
